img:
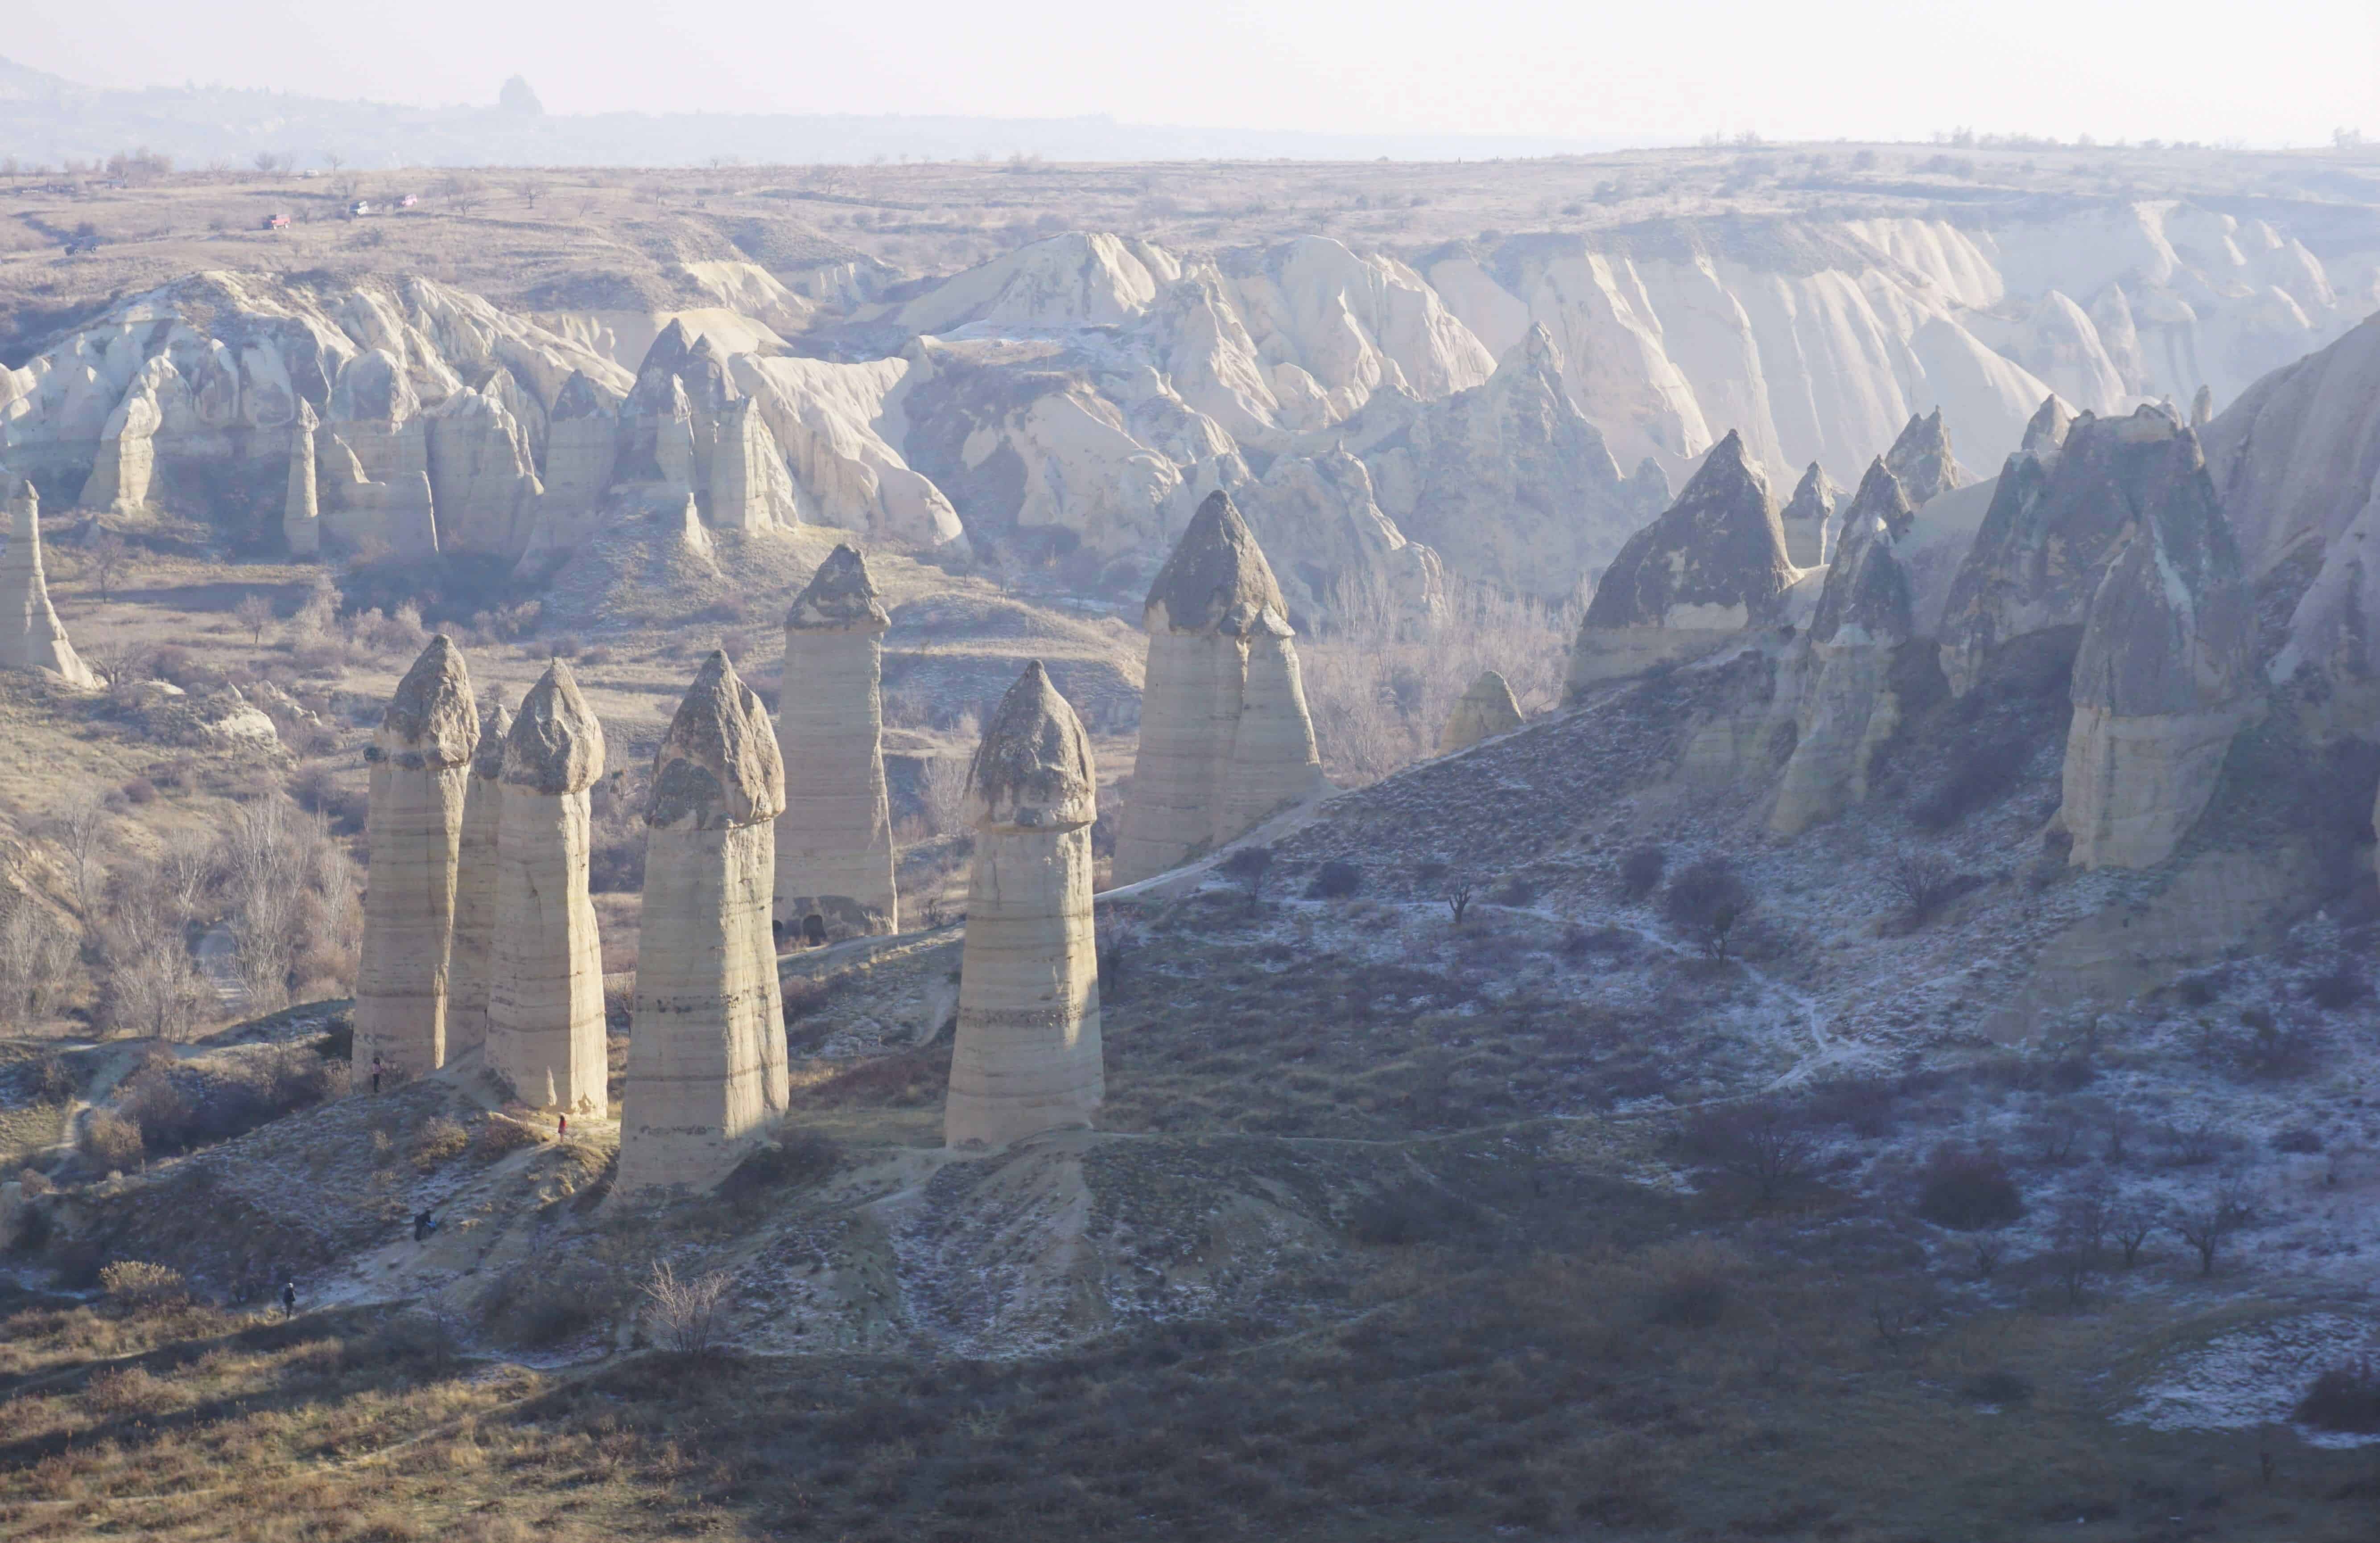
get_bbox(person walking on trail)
[413,1208,438,1243]
[371,1053,383,1095]
[281,1280,297,1320]
[556,1113,568,1142]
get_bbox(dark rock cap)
[647,651,784,829]
[503,659,606,794]
[968,661,1096,830]
[552,370,621,422]
[1581,430,1793,629]
[786,544,890,632]
[1144,491,1287,637]
[1781,462,1838,527]
[376,635,478,770]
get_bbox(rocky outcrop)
[319,434,438,557]
[2021,394,2074,455]
[355,637,478,1080]
[1238,445,1444,626]
[2060,430,2254,869]
[1564,431,1793,696]
[446,695,510,1061]
[77,356,165,513]
[283,400,320,556]
[1938,405,2195,695]
[425,383,544,558]
[0,477,97,687]
[1884,410,1965,506]
[619,652,789,1193]
[1113,492,1324,885]
[775,545,898,937]
[1770,461,1917,835]
[1438,670,1523,752]
[1779,462,1838,569]
[945,662,1103,1148]
[707,397,800,532]
[488,660,609,1116]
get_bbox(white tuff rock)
[0,477,98,688]
[775,545,899,937]
[1439,670,1524,753]
[446,695,511,1061]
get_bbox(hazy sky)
[12,0,2380,146]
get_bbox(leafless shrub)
[80,1110,144,1171]
[920,730,977,837]
[0,893,79,1028]
[45,794,111,919]
[2174,1170,2256,1276]
[1618,844,1666,900]
[212,794,354,1007]
[1662,856,1751,960]
[232,592,274,645]
[1887,849,1962,928]
[99,1259,188,1307]
[1220,845,1273,906]
[1684,1100,1813,1207]
[642,1259,730,1356]
[97,885,210,1040]
[2110,1195,2161,1265]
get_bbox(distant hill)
[0,57,1627,169]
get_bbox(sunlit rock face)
[1563,430,1795,697]
[619,652,789,1194]
[1439,670,1524,753]
[355,637,478,1081]
[775,545,898,938]
[283,400,321,555]
[944,662,1104,1149]
[0,477,97,688]
[487,659,609,1116]
[447,696,511,1062]
[1113,491,1323,886]
[1883,409,1967,507]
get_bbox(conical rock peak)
[787,544,890,632]
[648,651,784,829]
[503,659,606,794]
[968,661,1096,830]
[1145,491,1287,637]
[377,635,478,769]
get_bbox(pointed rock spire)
[377,634,479,769]
[2023,394,2075,456]
[969,661,1097,831]
[1439,670,1524,752]
[1580,430,1792,631]
[1811,461,1916,648]
[1145,491,1287,636]
[786,543,890,632]
[503,659,606,794]
[2191,384,2214,429]
[0,475,97,687]
[448,692,511,1060]
[1884,409,1966,505]
[649,652,785,830]
[1779,461,1840,567]
[284,399,321,555]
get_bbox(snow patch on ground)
[2119,1312,2380,1446]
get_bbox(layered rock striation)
[0,476,98,687]
[620,652,790,1192]
[1564,430,1794,696]
[775,545,899,936]
[945,662,1103,1148]
[1113,491,1324,885]
[446,695,511,1061]
[487,660,609,1115]
[354,637,478,1080]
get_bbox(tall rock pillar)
[487,660,609,1115]
[620,652,790,1192]
[1115,490,1320,885]
[0,477,98,688]
[445,695,511,1061]
[775,545,899,937]
[354,637,478,1080]
[285,401,321,556]
[945,662,1103,1148]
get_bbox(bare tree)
[919,736,975,839]
[1888,849,1961,928]
[1444,876,1476,927]
[47,795,110,919]
[99,882,208,1040]
[2111,1195,2161,1266]
[1220,845,1273,906]
[87,532,129,602]
[642,1260,730,1356]
[1663,856,1752,961]
[233,592,274,645]
[0,894,78,1029]
[2174,1171,2256,1277]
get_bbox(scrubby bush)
[2297,1360,2380,1433]
[99,1259,188,1307]
[1618,844,1666,900]
[1640,1242,1737,1328]
[411,1116,471,1171]
[80,1111,145,1171]
[483,1258,621,1348]
[475,1113,544,1162]
[1304,860,1362,900]
[1915,1146,2024,1229]
[113,1045,344,1158]
[642,1260,730,1356]
[1220,845,1273,905]
[1682,1100,1812,1207]
[1662,857,1751,960]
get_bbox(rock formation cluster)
[0,476,98,688]
[355,637,479,1080]
[1114,492,1324,885]
[619,652,790,1192]
[775,546,898,937]
[945,662,1105,1148]
[487,660,610,1116]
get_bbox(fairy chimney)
[619,652,790,1192]
[1114,491,1322,886]
[355,637,478,1080]
[0,477,98,688]
[775,545,898,937]
[1778,462,1839,568]
[487,660,609,1115]
[445,695,511,1060]
[1439,670,1524,753]
[284,400,321,556]
[944,662,1103,1148]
